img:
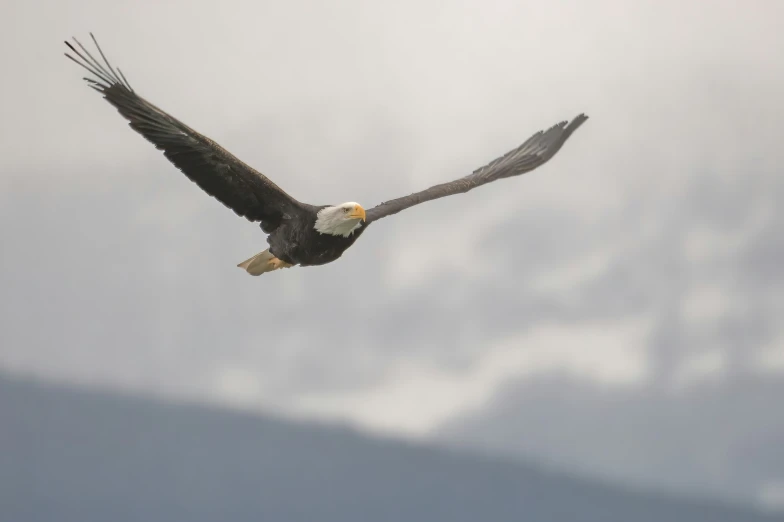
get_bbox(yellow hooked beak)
[349,205,366,222]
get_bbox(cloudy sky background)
[2,0,783,512]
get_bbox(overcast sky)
[1,0,783,512]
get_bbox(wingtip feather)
[65,32,135,93]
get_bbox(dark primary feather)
[364,114,589,223]
[64,34,303,231]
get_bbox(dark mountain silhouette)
[1,372,780,522]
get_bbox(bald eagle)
[65,34,589,276]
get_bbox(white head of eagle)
[314,202,367,237]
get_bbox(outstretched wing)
[364,114,588,223]
[65,34,303,232]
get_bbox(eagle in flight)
[65,34,588,276]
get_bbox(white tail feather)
[237,250,293,276]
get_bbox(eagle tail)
[237,250,294,276]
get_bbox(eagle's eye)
[343,208,349,213]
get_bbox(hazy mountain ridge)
[438,373,784,508]
[1,372,781,522]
